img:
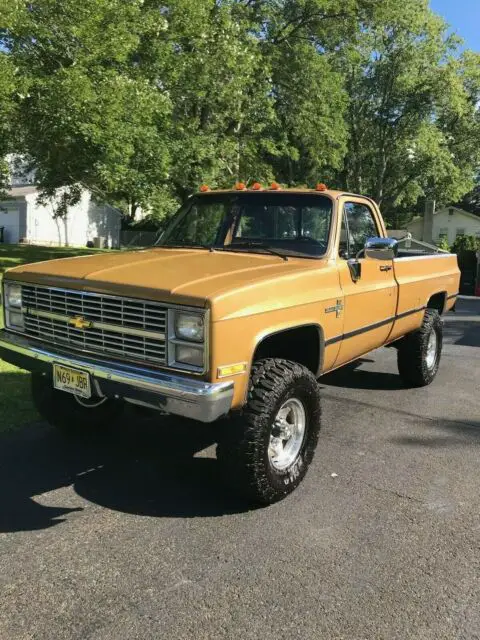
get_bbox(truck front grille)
[21,284,167,365]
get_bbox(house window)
[438,228,448,240]
[456,228,466,238]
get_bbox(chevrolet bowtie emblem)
[69,316,93,330]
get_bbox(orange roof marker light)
[270,181,281,190]
[251,182,262,190]
[235,182,247,191]
[199,184,210,192]
[315,183,328,192]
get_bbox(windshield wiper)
[159,243,216,252]
[224,242,289,261]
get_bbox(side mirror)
[364,237,398,260]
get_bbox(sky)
[430,0,480,51]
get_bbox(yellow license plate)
[53,364,91,399]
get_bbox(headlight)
[175,312,204,342]
[174,344,204,368]
[3,282,25,330]
[168,308,207,372]
[5,309,24,330]
[5,282,22,308]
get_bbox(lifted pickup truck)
[0,185,460,504]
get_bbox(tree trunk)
[347,82,362,193]
[234,120,242,181]
[63,216,69,247]
[375,145,387,206]
[128,198,138,222]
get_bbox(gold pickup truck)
[0,185,460,504]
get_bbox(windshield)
[157,192,333,258]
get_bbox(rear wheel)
[397,309,443,387]
[31,374,124,434]
[216,358,322,505]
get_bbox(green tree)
[149,0,277,195]
[437,236,451,252]
[0,54,16,197]
[0,0,24,197]
[3,0,478,228]
[255,0,377,187]
[3,0,171,218]
[136,0,367,196]
[457,175,480,216]
[452,234,480,253]
[340,0,480,223]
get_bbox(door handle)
[379,265,392,272]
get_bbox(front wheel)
[216,358,322,506]
[31,374,124,435]
[397,309,443,387]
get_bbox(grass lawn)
[0,244,111,433]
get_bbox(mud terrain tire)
[397,309,443,387]
[217,358,322,505]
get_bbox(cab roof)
[195,188,352,198]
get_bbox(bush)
[437,237,451,252]
[451,235,480,254]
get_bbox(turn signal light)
[251,182,262,190]
[217,362,247,378]
[315,183,328,191]
[235,182,246,190]
[199,184,210,192]
[270,182,281,190]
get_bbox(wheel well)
[427,292,447,315]
[253,325,322,375]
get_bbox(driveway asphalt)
[0,297,479,640]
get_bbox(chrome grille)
[21,284,167,365]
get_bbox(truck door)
[335,200,397,366]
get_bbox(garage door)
[0,206,21,243]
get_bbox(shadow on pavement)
[1,299,477,534]
[321,358,406,391]
[390,420,480,448]
[442,320,480,348]
[0,409,252,534]
[442,297,480,348]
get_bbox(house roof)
[408,206,480,225]
[387,230,410,239]
[6,185,38,198]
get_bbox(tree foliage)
[0,0,479,225]
[452,234,480,253]
[457,176,480,216]
[0,0,23,197]
[340,0,480,223]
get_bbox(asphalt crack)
[359,481,424,503]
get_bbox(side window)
[340,202,379,257]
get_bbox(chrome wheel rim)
[268,397,306,471]
[425,330,437,370]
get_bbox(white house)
[0,185,122,248]
[407,206,480,246]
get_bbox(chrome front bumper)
[0,330,234,423]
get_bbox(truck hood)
[7,248,333,320]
